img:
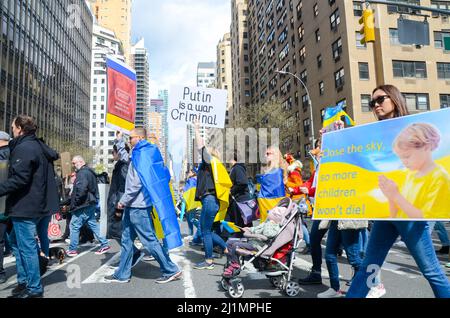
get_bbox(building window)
[434,31,450,48]
[359,62,369,80]
[298,24,304,42]
[302,94,309,110]
[440,94,450,108]
[330,8,340,30]
[300,70,307,84]
[315,29,321,42]
[356,32,367,48]
[92,132,96,138]
[332,38,343,61]
[109,131,115,137]
[389,28,400,45]
[300,46,306,62]
[313,3,319,17]
[353,1,363,16]
[361,94,371,112]
[393,61,427,78]
[100,131,104,137]
[303,118,311,136]
[437,62,450,79]
[404,93,429,111]
[335,68,345,88]
[319,81,324,95]
[317,54,322,68]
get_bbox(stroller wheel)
[228,282,244,298]
[220,278,229,291]
[269,277,281,288]
[285,281,301,297]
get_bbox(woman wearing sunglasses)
[346,84,450,298]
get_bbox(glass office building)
[0,0,93,150]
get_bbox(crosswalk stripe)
[82,252,121,284]
[170,248,197,298]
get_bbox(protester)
[192,121,230,270]
[0,131,10,284]
[0,116,59,298]
[61,172,76,242]
[228,150,253,238]
[347,84,450,298]
[66,156,110,257]
[105,128,181,284]
[182,170,203,246]
[429,222,449,255]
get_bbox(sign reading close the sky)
[314,108,450,221]
[169,86,228,129]
[106,56,137,134]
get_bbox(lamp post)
[275,70,315,146]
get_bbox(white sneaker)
[142,255,155,262]
[65,239,70,244]
[367,284,386,298]
[317,288,345,298]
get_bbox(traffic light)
[359,8,375,45]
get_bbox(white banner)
[169,86,228,129]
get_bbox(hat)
[0,131,10,141]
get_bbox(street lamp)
[275,70,315,145]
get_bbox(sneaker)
[367,284,387,298]
[142,255,155,262]
[194,261,214,270]
[298,272,322,285]
[155,271,182,284]
[65,239,71,244]
[95,246,111,255]
[10,283,27,296]
[131,251,145,268]
[436,246,449,254]
[104,275,130,283]
[445,262,450,269]
[66,250,78,257]
[189,241,203,247]
[317,288,345,298]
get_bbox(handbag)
[48,214,62,240]
[233,196,258,224]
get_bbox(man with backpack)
[66,156,110,257]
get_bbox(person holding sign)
[379,123,450,219]
[346,84,450,298]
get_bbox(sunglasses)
[369,95,390,109]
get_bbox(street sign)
[398,18,430,46]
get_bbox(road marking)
[82,252,121,284]
[170,249,197,298]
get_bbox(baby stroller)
[220,197,303,298]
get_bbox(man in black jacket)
[0,131,10,284]
[0,116,59,298]
[66,156,110,257]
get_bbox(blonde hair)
[264,145,288,182]
[393,123,441,153]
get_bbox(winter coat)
[70,165,99,212]
[0,134,60,218]
[230,163,251,202]
[0,145,10,161]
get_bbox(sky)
[132,0,231,180]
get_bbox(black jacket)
[0,145,10,161]
[230,163,251,202]
[70,165,99,212]
[0,135,60,218]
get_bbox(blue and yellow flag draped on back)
[183,177,202,212]
[323,102,355,128]
[210,156,232,222]
[256,168,286,222]
[131,140,183,250]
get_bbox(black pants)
[0,222,7,273]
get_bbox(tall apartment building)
[157,89,170,163]
[0,0,93,153]
[90,24,125,172]
[235,0,450,164]
[89,0,132,62]
[231,0,252,126]
[149,99,168,162]
[130,39,150,128]
[210,33,233,152]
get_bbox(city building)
[149,99,168,162]
[157,89,170,163]
[90,24,125,172]
[232,0,450,167]
[130,38,150,128]
[0,0,93,154]
[89,0,133,62]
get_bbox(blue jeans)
[325,221,363,291]
[69,205,109,251]
[186,211,195,236]
[359,228,369,258]
[9,217,43,295]
[347,221,450,298]
[191,213,203,243]
[36,215,51,257]
[200,195,227,260]
[114,207,179,280]
[310,220,328,273]
[428,222,450,247]
[302,222,310,247]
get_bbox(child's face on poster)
[395,146,431,171]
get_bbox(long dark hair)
[372,85,410,119]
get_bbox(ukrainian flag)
[322,101,355,129]
[211,156,232,222]
[256,168,286,222]
[221,221,241,234]
[131,140,183,250]
[182,177,202,212]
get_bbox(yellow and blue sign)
[314,108,450,221]
[257,168,286,222]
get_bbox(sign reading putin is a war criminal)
[169,86,228,129]
[314,108,450,221]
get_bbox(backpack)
[247,178,256,199]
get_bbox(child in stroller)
[221,198,303,298]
